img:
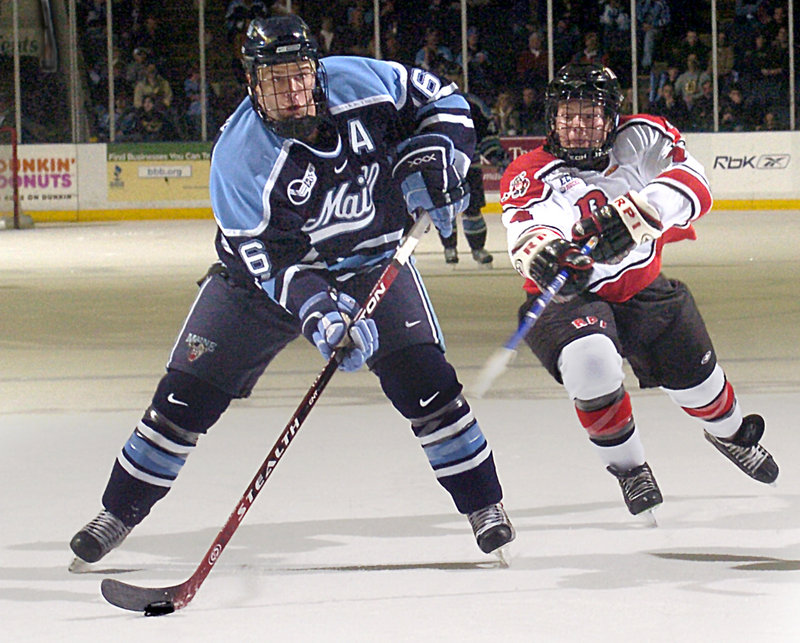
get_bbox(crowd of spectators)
[70,0,796,144]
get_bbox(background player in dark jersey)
[69,15,514,567]
[435,61,511,267]
[499,62,778,519]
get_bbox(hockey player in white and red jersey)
[499,62,778,518]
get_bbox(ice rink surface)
[1,213,799,641]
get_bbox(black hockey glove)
[572,191,663,264]
[392,133,470,238]
[512,229,594,298]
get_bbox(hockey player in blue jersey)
[70,15,515,567]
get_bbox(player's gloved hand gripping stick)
[471,236,598,398]
[472,190,663,397]
[100,213,432,616]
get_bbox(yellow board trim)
[28,208,215,222]
[481,199,800,214]
[21,199,800,223]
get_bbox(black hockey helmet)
[241,15,328,139]
[544,62,623,167]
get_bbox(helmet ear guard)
[241,15,329,140]
[544,63,624,168]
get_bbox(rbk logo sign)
[713,154,790,170]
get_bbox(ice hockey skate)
[444,247,459,264]
[69,509,132,571]
[607,462,662,525]
[471,248,493,267]
[468,502,515,564]
[704,414,778,484]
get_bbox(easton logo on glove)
[391,133,470,238]
[403,152,440,168]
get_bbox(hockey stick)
[100,213,432,615]
[471,236,598,398]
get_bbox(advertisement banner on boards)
[107,143,212,202]
[0,143,78,210]
[482,137,545,193]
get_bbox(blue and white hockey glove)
[392,133,470,238]
[299,290,379,372]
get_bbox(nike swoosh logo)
[167,393,189,407]
[334,159,348,174]
[404,320,421,328]
[419,391,440,407]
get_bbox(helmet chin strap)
[272,114,322,141]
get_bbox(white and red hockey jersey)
[499,114,713,302]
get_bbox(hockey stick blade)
[101,578,181,613]
[470,346,517,398]
[99,214,431,614]
[471,236,597,397]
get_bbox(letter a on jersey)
[348,118,375,155]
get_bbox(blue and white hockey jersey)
[209,56,475,316]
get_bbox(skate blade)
[493,545,512,568]
[639,508,659,528]
[68,556,140,575]
[68,557,94,574]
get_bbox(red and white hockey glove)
[512,228,594,298]
[572,190,663,264]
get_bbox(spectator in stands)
[599,0,631,51]
[715,31,736,91]
[134,94,178,141]
[766,25,790,119]
[456,27,495,102]
[337,3,372,57]
[125,46,150,87]
[751,2,776,42]
[764,4,787,44]
[516,30,549,93]
[183,66,217,140]
[649,62,680,104]
[735,0,765,20]
[650,81,690,130]
[636,0,671,72]
[82,0,108,62]
[225,0,269,43]
[674,53,709,104]
[756,110,779,131]
[0,91,10,129]
[426,0,460,48]
[689,79,715,131]
[133,14,168,67]
[492,90,521,137]
[133,62,173,111]
[379,0,400,40]
[599,0,632,80]
[96,90,139,142]
[719,84,751,131]
[553,17,581,67]
[414,27,453,72]
[518,86,545,135]
[382,31,406,64]
[225,0,269,83]
[740,31,785,113]
[316,16,340,57]
[669,29,710,71]
[571,30,610,66]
